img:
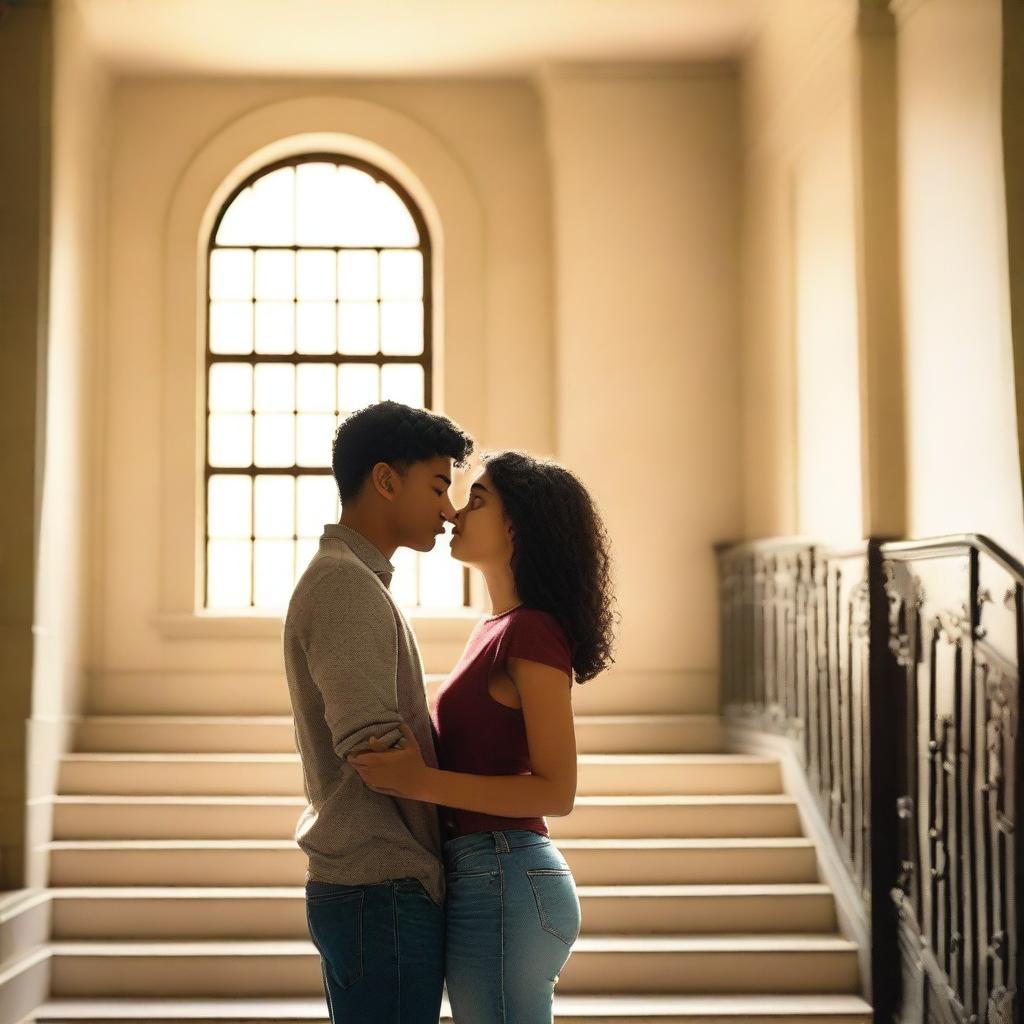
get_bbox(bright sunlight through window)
[204,154,466,612]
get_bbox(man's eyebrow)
[434,474,452,485]
[470,482,490,494]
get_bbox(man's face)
[390,455,458,552]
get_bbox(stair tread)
[45,836,815,850]
[51,794,796,806]
[34,993,875,1017]
[48,882,833,899]
[62,751,771,764]
[49,933,859,954]
[74,712,722,722]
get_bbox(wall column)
[0,0,52,890]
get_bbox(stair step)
[33,992,875,1022]
[50,794,803,841]
[43,838,821,886]
[45,936,861,996]
[85,670,718,717]
[71,714,726,755]
[57,753,782,797]
[48,883,837,938]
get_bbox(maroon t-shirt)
[430,605,573,840]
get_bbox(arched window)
[204,153,465,611]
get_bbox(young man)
[283,400,474,1023]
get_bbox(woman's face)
[449,469,514,567]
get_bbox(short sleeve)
[499,609,573,679]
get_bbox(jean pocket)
[447,849,498,876]
[525,868,581,946]
[305,887,364,990]
[395,876,439,906]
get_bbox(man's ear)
[371,462,398,501]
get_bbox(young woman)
[347,449,617,1022]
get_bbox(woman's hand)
[347,722,430,800]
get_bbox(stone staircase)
[22,672,874,1023]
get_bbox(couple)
[283,400,617,1023]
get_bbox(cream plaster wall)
[542,66,742,673]
[896,0,1024,560]
[24,0,111,887]
[739,0,865,543]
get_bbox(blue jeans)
[443,828,582,1023]
[305,875,445,1023]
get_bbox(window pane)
[253,539,294,608]
[207,539,251,608]
[208,475,252,538]
[215,188,258,246]
[380,301,424,356]
[246,167,295,246]
[297,250,336,301]
[296,302,336,355]
[379,250,422,299]
[389,546,418,606]
[380,363,425,408]
[338,250,378,300]
[209,363,253,413]
[336,168,385,246]
[296,364,335,412]
[210,249,253,300]
[296,163,342,246]
[209,301,253,354]
[255,250,295,301]
[335,168,418,247]
[297,475,338,537]
[208,158,438,611]
[254,475,295,538]
[254,413,295,467]
[338,364,379,413]
[297,414,334,467]
[254,364,294,413]
[338,302,379,355]
[255,301,295,354]
[419,541,464,608]
[373,185,420,246]
[208,414,253,467]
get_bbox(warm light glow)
[205,157,461,610]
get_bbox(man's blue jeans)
[305,875,444,1023]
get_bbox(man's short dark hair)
[331,401,475,502]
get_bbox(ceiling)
[73,0,767,77]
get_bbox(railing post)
[867,537,901,1020]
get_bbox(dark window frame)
[203,152,466,609]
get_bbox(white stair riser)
[49,948,861,997]
[86,671,718,717]
[47,845,820,887]
[57,758,781,798]
[72,716,727,755]
[50,891,837,939]
[51,801,803,841]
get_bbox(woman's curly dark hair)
[482,450,618,683]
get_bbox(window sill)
[151,607,483,641]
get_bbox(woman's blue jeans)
[305,874,445,1023]
[443,828,582,1022]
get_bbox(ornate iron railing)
[716,535,1022,1024]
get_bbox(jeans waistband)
[442,828,550,858]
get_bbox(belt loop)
[492,830,510,852]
